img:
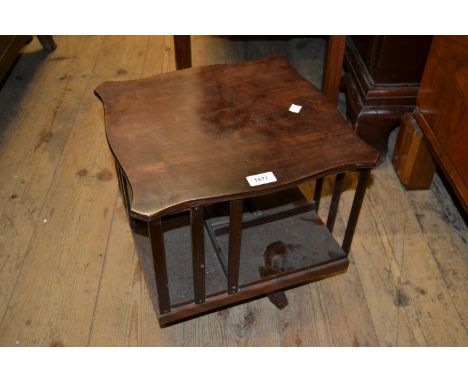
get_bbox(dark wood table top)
[96,56,379,221]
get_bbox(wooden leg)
[227,199,243,294]
[173,35,192,70]
[191,206,206,304]
[342,169,370,255]
[392,113,436,190]
[326,172,345,233]
[322,36,346,104]
[148,219,171,314]
[37,36,57,52]
[313,177,324,211]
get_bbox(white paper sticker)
[289,104,302,113]
[246,172,277,187]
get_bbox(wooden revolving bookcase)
[95,56,379,326]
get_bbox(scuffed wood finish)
[415,36,468,210]
[95,56,379,221]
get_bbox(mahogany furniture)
[392,36,468,211]
[0,36,56,86]
[96,56,379,326]
[342,36,432,158]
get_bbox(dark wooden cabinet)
[342,36,432,157]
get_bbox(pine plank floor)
[0,36,466,346]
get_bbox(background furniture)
[0,35,56,86]
[392,36,468,211]
[342,36,432,157]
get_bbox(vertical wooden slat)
[191,206,205,304]
[114,162,134,228]
[322,35,346,104]
[326,172,345,233]
[173,35,192,70]
[148,219,171,314]
[342,169,371,254]
[115,163,128,214]
[227,199,243,294]
[313,177,324,211]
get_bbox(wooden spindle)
[191,206,205,304]
[313,177,324,211]
[114,161,125,203]
[115,162,135,228]
[174,35,192,70]
[342,169,370,254]
[148,219,171,314]
[227,199,243,294]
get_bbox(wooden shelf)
[132,188,347,323]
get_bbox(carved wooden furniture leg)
[37,36,57,52]
[173,35,192,70]
[392,113,436,190]
[342,37,432,159]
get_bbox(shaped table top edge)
[95,56,380,221]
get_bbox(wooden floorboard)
[0,36,466,346]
